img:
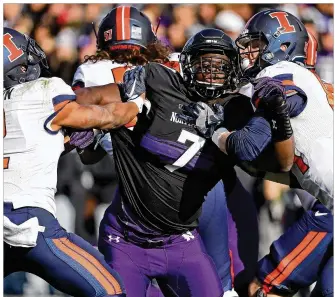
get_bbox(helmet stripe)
[124,6,131,40]
[306,30,317,67]
[116,6,123,40]
[121,6,125,40]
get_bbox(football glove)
[177,102,225,138]
[69,129,95,150]
[120,65,146,100]
[251,77,293,141]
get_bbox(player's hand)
[120,65,146,100]
[177,102,225,138]
[251,77,286,108]
[69,129,95,149]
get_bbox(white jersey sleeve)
[4,77,75,216]
[256,62,333,209]
[72,56,183,156]
[72,60,130,156]
[72,60,127,87]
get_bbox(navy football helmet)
[97,6,156,51]
[180,28,237,100]
[235,9,308,78]
[4,27,49,89]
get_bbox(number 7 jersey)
[109,62,238,233]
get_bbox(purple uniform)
[98,63,254,296]
[99,192,222,297]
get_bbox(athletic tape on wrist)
[212,127,229,148]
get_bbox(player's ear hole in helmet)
[235,9,309,78]
[4,27,50,89]
[180,28,238,100]
[84,5,172,65]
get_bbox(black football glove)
[251,77,293,141]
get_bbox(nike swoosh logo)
[315,210,328,217]
[126,77,137,99]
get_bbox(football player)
[3,27,131,297]
[179,9,333,297]
[236,10,334,297]
[73,7,253,297]
[74,25,263,297]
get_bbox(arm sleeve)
[286,93,307,117]
[226,114,272,162]
[49,77,77,107]
[72,65,85,89]
[272,73,307,117]
[44,77,76,134]
[252,72,307,117]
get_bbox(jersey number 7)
[165,130,206,172]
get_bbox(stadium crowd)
[3,3,334,297]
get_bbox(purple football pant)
[98,195,223,297]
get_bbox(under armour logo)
[108,235,120,243]
[182,231,195,241]
[272,119,277,130]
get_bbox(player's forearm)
[52,101,140,130]
[213,116,272,162]
[75,83,121,106]
[273,136,294,172]
[74,102,139,130]
[211,128,232,154]
[99,101,140,130]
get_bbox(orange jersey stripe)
[229,249,235,287]
[3,157,10,169]
[53,238,120,294]
[124,6,131,40]
[59,238,122,294]
[264,231,326,286]
[116,6,123,41]
[111,66,128,84]
[273,232,327,286]
[313,73,334,109]
[281,79,295,86]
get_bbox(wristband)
[267,97,293,142]
[271,114,293,142]
[128,97,144,113]
[211,127,228,148]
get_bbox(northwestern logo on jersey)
[170,112,192,126]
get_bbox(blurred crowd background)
[3,3,334,297]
